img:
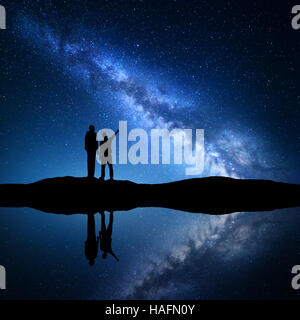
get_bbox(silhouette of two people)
[85,125,119,180]
[84,211,119,266]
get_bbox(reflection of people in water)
[85,213,99,266]
[99,129,119,180]
[99,211,119,262]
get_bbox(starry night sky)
[0,0,300,299]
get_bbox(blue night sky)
[0,0,299,299]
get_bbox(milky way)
[17,14,276,181]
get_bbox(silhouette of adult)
[85,213,99,266]
[99,211,119,261]
[85,125,98,178]
[99,129,119,180]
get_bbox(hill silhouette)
[0,176,299,215]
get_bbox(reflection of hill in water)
[0,176,299,215]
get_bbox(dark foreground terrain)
[0,176,299,215]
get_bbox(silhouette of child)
[99,211,119,262]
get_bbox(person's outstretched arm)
[112,129,119,139]
[110,250,119,262]
[108,130,119,144]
